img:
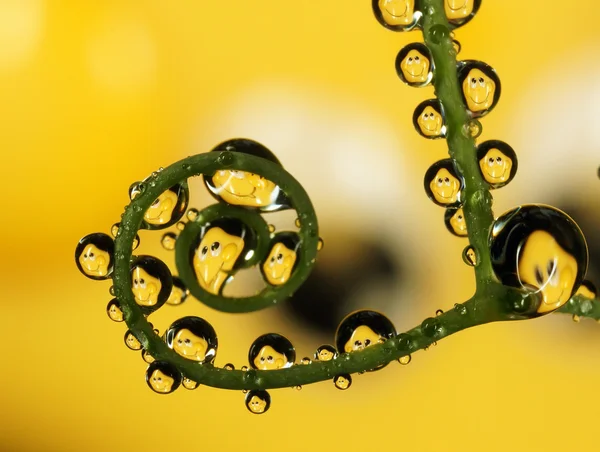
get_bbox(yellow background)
[2,1,600,451]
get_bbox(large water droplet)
[314,345,338,362]
[424,159,463,207]
[413,99,447,139]
[445,206,468,237]
[490,204,588,316]
[145,361,181,394]
[457,60,501,118]
[166,276,189,306]
[372,0,422,31]
[204,138,290,212]
[476,140,517,189]
[333,374,352,390]
[421,317,442,338]
[248,333,295,370]
[140,182,189,230]
[444,0,481,28]
[261,232,301,286]
[395,43,433,88]
[75,233,115,280]
[245,390,271,414]
[130,255,173,314]
[106,298,124,322]
[165,316,218,363]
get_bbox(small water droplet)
[217,150,235,166]
[186,208,199,222]
[182,377,199,390]
[462,246,478,266]
[314,345,338,361]
[109,285,116,296]
[161,232,177,251]
[133,205,142,213]
[245,390,271,414]
[421,317,441,338]
[129,181,145,200]
[333,374,352,390]
[130,255,173,314]
[428,24,449,45]
[317,238,324,251]
[182,163,191,171]
[462,119,482,138]
[268,224,276,233]
[124,330,142,350]
[241,366,249,372]
[398,355,412,365]
[294,385,302,391]
[435,309,444,316]
[452,39,461,54]
[146,361,181,394]
[165,316,218,363]
[106,299,124,322]
[454,303,468,315]
[580,299,593,315]
[300,357,312,365]
[223,363,235,371]
[249,333,295,370]
[295,218,301,228]
[176,221,186,231]
[572,314,581,323]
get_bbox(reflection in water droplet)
[241,366,249,372]
[462,246,477,266]
[245,390,271,414]
[428,24,449,45]
[161,232,177,251]
[333,374,352,390]
[457,60,501,118]
[435,309,444,316]
[129,182,145,200]
[414,99,447,140]
[187,208,199,222]
[445,206,468,238]
[314,345,338,361]
[454,303,468,315]
[462,120,482,138]
[572,314,581,323]
[106,298,124,322]
[421,317,441,338]
[268,224,276,233]
[176,221,186,231]
[217,150,234,166]
[145,361,181,395]
[141,349,155,364]
[490,204,588,317]
[124,330,142,350]
[452,39,461,54]
[182,377,199,390]
[295,218,301,228]
[165,316,218,363]
[110,223,140,249]
[575,280,597,300]
[300,357,312,365]
[395,42,434,88]
[294,385,302,391]
[75,233,115,280]
[166,276,189,306]
[249,333,295,370]
[130,255,173,313]
[317,238,324,251]
[223,363,235,371]
[398,355,412,365]
[476,140,518,189]
[424,159,463,207]
[109,285,116,296]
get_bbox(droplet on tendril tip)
[333,374,352,390]
[165,316,218,363]
[249,333,295,370]
[245,390,271,414]
[75,233,114,280]
[146,361,181,395]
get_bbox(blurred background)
[2,0,600,451]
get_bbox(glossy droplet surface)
[372,0,422,32]
[421,317,442,338]
[176,221,186,231]
[457,60,501,118]
[161,232,177,251]
[124,330,142,350]
[300,357,312,365]
[261,232,301,286]
[462,119,482,138]
[182,377,199,390]
[128,181,145,200]
[245,390,271,414]
[398,355,412,365]
[395,43,433,87]
[333,374,352,390]
[413,99,446,139]
[106,298,124,322]
[444,0,481,28]
[146,361,181,395]
[476,140,517,189]
[165,316,218,363]
[192,218,257,295]
[223,363,235,371]
[435,309,444,316]
[268,224,276,233]
[141,182,189,230]
[462,246,477,266]
[130,256,173,314]
[141,349,155,364]
[445,206,468,237]
[490,204,588,316]
[314,345,338,362]
[428,23,449,44]
[204,138,289,212]
[186,208,199,222]
[75,233,114,280]
[335,310,396,371]
[166,276,189,306]
[248,333,295,370]
[424,159,463,207]
[295,218,301,228]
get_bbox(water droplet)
[457,60,501,118]
[243,369,257,385]
[124,330,142,350]
[452,39,461,54]
[248,333,295,370]
[182,377,199,390]
[130,255,173,314]
[413,99,447,139]
[424,159,463,207]
[109,285,116,296]
[110,223,140,249]
[182,163,191,171]
[444,206,468,238]
[435,309,444,316]
[428,24,449,45]
[396,333,412,351]
[75,233,115,280]
[462,246,478,266]
[166,276,189,306]
[186,208,199,222]
[444,0,481,28]
[395,43,433,88]
[462,119,482,138]
[300,357,312,365]
[490,204,588,317]
[317,238,324,251]
[268,224,276,233]
[333,374,352,390]
[129,181,145,200]
[245,390,271,414]
[146,361,181,395]
[398,355,412,365]
[294,385,302,391]
[141,349,155,364]
[223,363,235,371]
[454,303,468,315]
[161,232,177,251]
[372,0,422,31]
[295,218,301,228]
[335,310,396,372]
[165,316,218,363]
[260,231,301,287]
[106,298,124,322]
[476,140,517,189]
[576,280,597,300]
[241,365,249,372]
[314,345,338,361]
[572,314,581,323]
[204,139,290,212]
[421,317,442,338]
[140,182,190,231]
[217,150,235,166]
[176,221,186,231]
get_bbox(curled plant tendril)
[76,0,600,412]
